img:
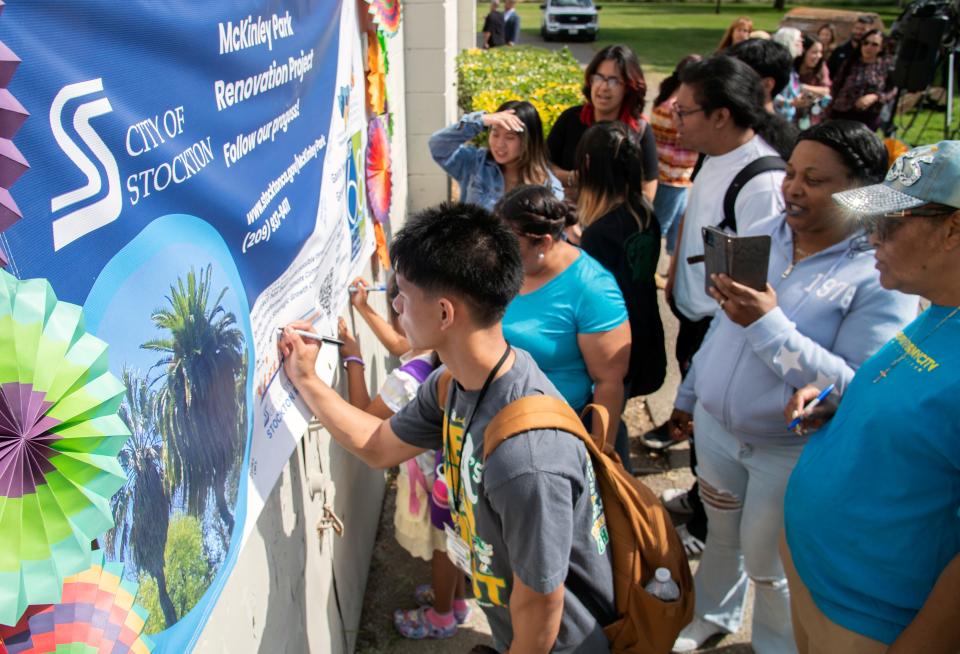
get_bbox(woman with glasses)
[428,99,562,212]
[496,185,631,452]
[547,45,659,206]
[575,121,667,472]
[783,140,960,654]
[827,29,894,131]
[669,120,918,653]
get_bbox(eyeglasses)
[672,105,705,124]
[859,206,957,241]
[859,215,905,242]
[590,73,623,89]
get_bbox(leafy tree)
[137,513,211,634]
[144,265,246,539]
[164,514,210,618]
[106,369,176,628]
[137,574,165,635]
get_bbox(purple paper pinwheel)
[0,268,130,626]
[0,2,31,268]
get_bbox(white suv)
[540,0,601,42]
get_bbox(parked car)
[540,0,601,42]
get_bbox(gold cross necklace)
[873,306,960,383]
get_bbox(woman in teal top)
[496,185,631,448]
[783,141,960,654]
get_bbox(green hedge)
[456,46,584,135]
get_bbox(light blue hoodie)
[675,214,920,446]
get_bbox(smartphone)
[702,226,771,294]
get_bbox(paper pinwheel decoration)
[0,551,154,653]
[365,0,401,37]
[365,32,387,115]
[365,115,392,226]
[0,7,31,269]
[0,268,130,626]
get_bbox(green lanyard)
[444,344,512,519]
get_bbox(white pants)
[691,402,802,654]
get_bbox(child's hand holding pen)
[348,277,387,310]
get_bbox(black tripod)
[889,0,960,141]
[894,46,959,140]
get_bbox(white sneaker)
[675,524,705,556]
[661,488,694,515]
[672,615,725,652]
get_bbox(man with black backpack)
[661,55,789,563]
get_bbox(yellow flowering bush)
[457,46,583,137]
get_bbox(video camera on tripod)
[890,0,959,138]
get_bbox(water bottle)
[645,567,680,602]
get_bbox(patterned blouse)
[831,57,895,113]
[650,102,698,187]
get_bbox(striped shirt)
[650,102,698,187]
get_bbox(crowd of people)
[278,16,960,654]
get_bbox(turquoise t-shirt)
[503,252,628,410]
[785,304,960,644]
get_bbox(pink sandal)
[413,584,472,624]
[393,606,457,639]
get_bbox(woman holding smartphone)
[669,121,919,653]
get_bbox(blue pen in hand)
[348,284,387,293]
[788,383,836,432]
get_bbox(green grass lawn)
[479,2,956,145]
[892,96,960,147]
[496,2,901,73]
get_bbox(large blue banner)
[0,0,377,649]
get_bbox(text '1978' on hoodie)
[675,214,920,447]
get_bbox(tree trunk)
[155,570,178,628]
[773,0,785,10]
[214,483,235,538]
[715,0,721,14]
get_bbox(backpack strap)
[482,395,610,461]
[718,155,786,234]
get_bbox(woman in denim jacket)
[428,100,562,211]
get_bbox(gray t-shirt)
[391,348,616,652]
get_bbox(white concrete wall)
[403,0,472,213]
[194,7,411,652]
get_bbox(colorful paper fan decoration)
[365,31,387,115]
[0,268,130,626]
[365,115,392,227]
[365,0,401,37]
[0,551,154,654]
[0,1,31,269]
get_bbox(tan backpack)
[438,372,694,653]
